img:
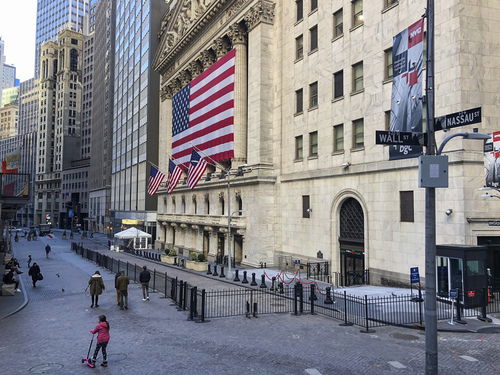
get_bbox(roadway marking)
[388,361,407,369]
[305,369,322,375]
[460,355,478,362]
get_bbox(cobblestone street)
[1,234,499,374]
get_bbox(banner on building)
[484,131,500,188]
[2,149,20,174]
[389,19,424,160]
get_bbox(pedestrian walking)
[27,255,32,268]
[116,272,129,310]
[88,271,105,308]
[45,244,51,258]
[28,263,42,287]
[139,266,151,301]
[114,271,122,306]
[89,315,110,367]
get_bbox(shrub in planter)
[197,253,206,262]
[168,249,177,256]
[189,251,198,261]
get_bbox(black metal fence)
[332,269,370,287]
[306,261,330,283]
[71,243,500,329]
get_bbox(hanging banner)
[484,131,500,188]
[389,19,424,160]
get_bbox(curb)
[1,269,29,320]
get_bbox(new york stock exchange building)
[152,0,500,289]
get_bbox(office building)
[0,104,18,139]
[1,86,19,106]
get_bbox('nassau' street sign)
[375,131,426,146]
[434,107,481,131]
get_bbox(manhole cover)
[29,363,64,373]
[477,327,500,334]
[107,353,128,362]
[390,333,420,341]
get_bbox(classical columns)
[227,23,248,166]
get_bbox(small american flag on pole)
[171,49,235,167]
[187,149,208,189]
[166,159,183,194]
[147,165,166,195]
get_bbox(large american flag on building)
[172,49,235,167]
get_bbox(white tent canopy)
[114,227,152,239]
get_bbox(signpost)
[434,107,481,131]
[410,267,423,305]
[448,288,458,325]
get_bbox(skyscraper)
[110,0,167,235]
[34,0,89,77]
[0,37,17,107]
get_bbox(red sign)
[467,290,476,298]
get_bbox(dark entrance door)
[477,236,500,291]
[339,198,365,286]
[217,233,225,263]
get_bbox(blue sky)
[0,0,37,82]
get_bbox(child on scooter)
[90,315,110,367]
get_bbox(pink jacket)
[90,321,110,343]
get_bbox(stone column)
[160,84,175,172]
[227,23,248,166]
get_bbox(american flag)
[147,165,166,196]
[171,49,235,167]
[166,159,183,194]
[187,149,208,189]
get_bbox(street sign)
[488,221,500,227]
[376,131,426,146]
[434,107,481,131]
[410,267,420,283]
[449,288,458,299]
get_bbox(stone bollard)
[270,277,276,291]
[250,273,258,286]
[233,269,240,282]
[213,265,219,277]
[260,274,267,288]
[207,264,212,275]
[324,287,334,304]
[279,282,284,294]
[264,262,267,268]
[219,266,225,278]
[242,271,249,284]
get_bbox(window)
[333,8,343,37]
[352,61,363,92]
[333,124,344,152]
[295,88,303,113]
[309,81,318,108]
[384,48,393,80]
[311,0,318,12]
[295,35,304,60]
[309,131,318,157]
[352,0,363,27]
[302,195,311,218]
[333,70,344,99]
[353,118,364,148]
[295,135,303,160]
[70,49,78,72]
[385,110,391,130]
[309,25,318,51]
[400,191,414,222]
[296,0,303,21]
[384,0,398,8]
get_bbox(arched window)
[70,49,78,72]
[236,193,243,215]
[205,194,210,215]
[181,196,186,213]
[192,195,197,214]
[219,193,225,215]
[171,196,176,213]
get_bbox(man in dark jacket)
[114,271,122,306]
[139,266,151,301]
[28,263,41,287]
[45,244,51,258]
[116,272,129,310]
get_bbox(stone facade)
[153,0,500,285]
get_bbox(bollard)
[455,289,466,324]
[126,261,129,276]
[198,289,207,323]
[279,282,284,294]
[164,272,168,298]
[213,265,219,277]
[242,271,249,284]
[233,269,240,282]
[153,269,156,291]
[293,283,298,315]
[189,287,197,321]
[264,262,267,268]
[134,264,137,282]
[270,277,276,291]
[299,283,304,314]
[360,295,375,333]
[339,290,353,326]
[207,264,212,275]
[260,262,263,268]
[310,284,316,315]
[177,281,184,310]
[253,302,258,318]
[324,287,334,304]
[260,274,267,288]
[118,259,121,273]
[477,288,493,323]
[246,301,251,318]
[183,282,188,310]
[250,273,258,286]
[219,266,225,278]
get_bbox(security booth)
[436,244,488,307]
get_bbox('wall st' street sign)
[375,131,426,146]
[434,107,481,131]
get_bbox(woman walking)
[88,271,105,308]
[90,315,110,367]
[28,263,42,287]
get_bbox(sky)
[0,0,37,82]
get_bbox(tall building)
[0,37,17,107]
[0,104,18,139]
[35,29,86,227]
[153,0,500,286]
[34,0,89,77]
[1,86,19,106]
[89,0,115,234]
[110,0,167,236]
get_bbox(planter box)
[186,260,208,272]
[161,255,177,265]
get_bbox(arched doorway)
[339,198,366,286]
